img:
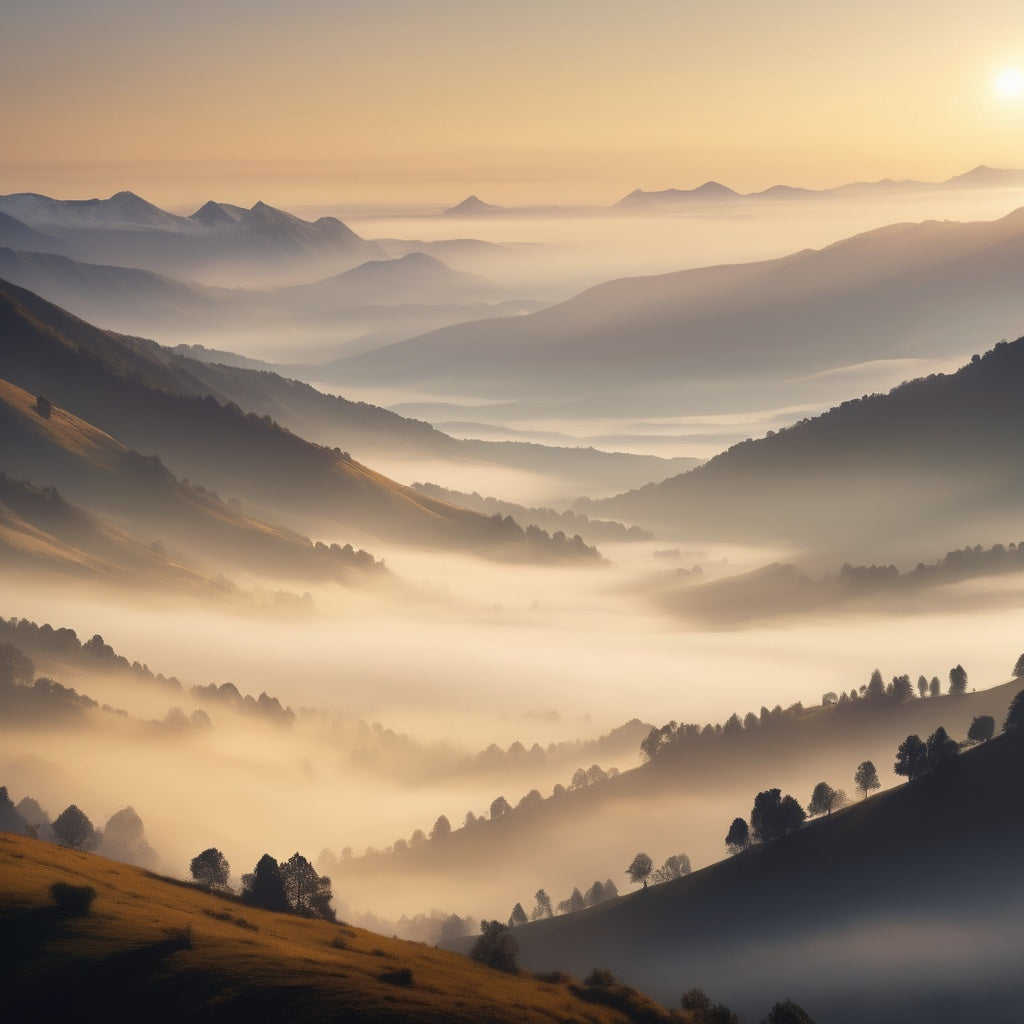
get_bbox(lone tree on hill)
[190,847,230,890]
[725,817,750,854]
[470,920,519,973]
[626,851,654,889]
[894,735,928,781]
[508,902,528,927]
[854,760,880,798]
[967,715,995,744]
[948,664,968,696]
[52,805,99,851]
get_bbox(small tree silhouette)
[626,852,653,889]
[854,761,880,798]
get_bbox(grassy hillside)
[0,832,680,1023]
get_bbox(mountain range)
[337,205,1024,416]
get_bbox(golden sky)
[3,0,1024,211]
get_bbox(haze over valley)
[4,3,1024,1021]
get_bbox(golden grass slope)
[0,832,676,1023]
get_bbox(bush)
[378,967,414,986]
[584,967,617,987]
[469,920,519,973]
[49,882,96,916]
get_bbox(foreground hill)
[339,207,1024,414]
[585,338,1024,560]
[458,728,1024,1024]
[0,833,680,1023]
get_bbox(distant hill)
[0,832,681,1023]
[584,338,1024,560]
[491,727,1024,1024]
[613,164,1024,209]
[0,191,384,285]
[444,195,507,215]
[336,206,1024,413]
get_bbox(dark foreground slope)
[0,832,678,1024]
[586,338,1024,560]
[494,729,1024,1024]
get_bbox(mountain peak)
[443,195,504,216]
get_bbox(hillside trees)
[1014,654,1024,678]
[1004,689,1024,733]
[725,817,750,854]
[854,760,880,798]
[508,902,528,927]
[894,735,928,780]
[470,920,519,973]
[750,789,805,844]
[949,664,968,696]
[967,715,995,744]
[190,847,231,889]
[807,782,848,818]
[0,643,34,687]
[52,805,99,851]
[626,852,654,889]
[241,854,289,913]
[531,888,553,920]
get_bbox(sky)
[2,0,1024,210]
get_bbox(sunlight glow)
[995,67,1024,97]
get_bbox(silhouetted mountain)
[613,164,1024,209]
[338,207,1024,413]
[585,339,1024,559]
[490,728,1024,1024]
[443,195,506,215]
[615,181,742,208]
[0,191,384,285]
[0,212,68,254]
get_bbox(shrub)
[378,967,414,986]
[49,882,96,916]
[584,967,617,987]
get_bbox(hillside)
[0,280,547,551]
[457,728,1024,1024]
[0,379,383,582]
[585,338,1024,560]
[0,832,681,1023]
[338,207,1024,414]
[0,276,695,499]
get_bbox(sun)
[995,67,1024,97]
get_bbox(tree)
[99,807,156,868]
[584,880,606,906]
[761,998,818,1024]
[531,888,553,920]
[890,674,913,702]
[409,829,426,847]
[917,675,929,698]
[807,782,844,818]
[853,760,880,798]
[967,715,995,744]
[1013,654,1024,678]
[1004,689,1024,733]
[948,664,968,696]
[52,804,98,851]
[429,815,451,841]
[0,643,34,687]
[508,902,528,927]
[725,817,749,854]
[652,853,692,883]
[926,726,958,769]
[557,887,585,914]
[470,920,519,973]
[242,853,288,912]
[489,796,511,819]
[626,851,653,889]
[929,676,941,698]
[866,669,885,700]
[750,789,805,844]
[894,734,928,781]
[190,847,230,890]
